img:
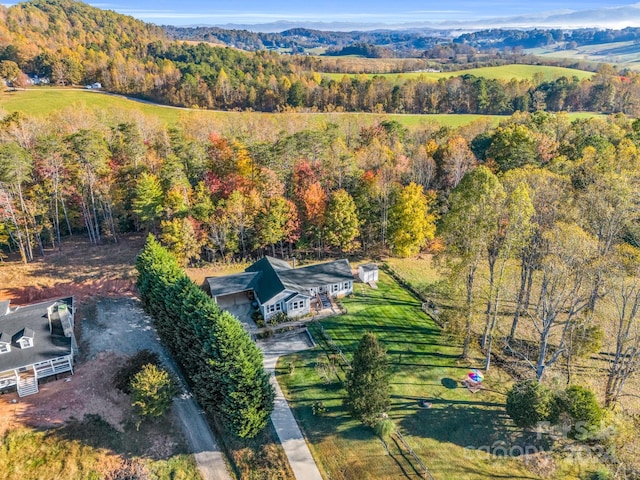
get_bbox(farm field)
[320,64,595,82]
[0,88,600,130]
[277,269,602,480]
[527,41,640,70]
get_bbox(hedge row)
[135,235,274,438]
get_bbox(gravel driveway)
[81,298,232,480]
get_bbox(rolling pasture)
[1,87,599,130]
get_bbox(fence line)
[394,430,436,480]
[310,318,435,480]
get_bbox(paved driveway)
[259,331,324,480]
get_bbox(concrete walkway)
[259,332,324,480]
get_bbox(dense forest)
[164,25,445,55]
[1,0,639,115]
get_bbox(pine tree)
[344,332,391,427]
[213,312,274,438]
[132,172,163,231]
[131,363,177,420]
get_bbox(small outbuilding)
[358,263,379,284]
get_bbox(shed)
[358,264,379,283]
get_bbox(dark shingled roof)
[359,263,378,272]
[279,259,353,292]
[0,298,73,373]
[245,257,288,304]
[207,256,354,304]
[207,272,261,298]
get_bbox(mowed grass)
[0,88,599,130]
[278,270,545,480]
[321,64,594,82]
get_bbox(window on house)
[292,301,299,309]
[268,304,275,313]
[344,282,350,290]
[0,344,9,354]
[275,303,281,311]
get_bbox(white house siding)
[285,297,311,318]
[328,280,353,298]
[0,354,73,391]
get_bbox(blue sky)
[7,0,640,27]
[86,0,638,25]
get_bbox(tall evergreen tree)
[344,332,391,427]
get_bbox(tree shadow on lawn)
[397,401,525,452]
[58,413,188,460]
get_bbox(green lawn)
[0,88,599,130]
[321,64,595,83]
[277,270,549,480]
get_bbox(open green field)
[278,270,553,480]
[321,64,595,83]
[527,41,640,70]
[0,88,599,130]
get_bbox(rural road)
[258,331,324,480]
[81,298,232,480]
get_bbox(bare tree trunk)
[61,195,72,236]
[509,256,530,342]
[89,183,101,244]
[462,264,477,359]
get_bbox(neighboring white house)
[0,297,77,397]
[358,263,379,284]
[207,256,354,320]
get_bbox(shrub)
[131,363,177,421]
[572,325,604,358]
[374,419,396,440]
[506,379,554,428]
[555,385,603,437]
[113,350,160,394]
[311,401,326,416]
[590,467,613,480]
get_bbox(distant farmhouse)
[207,256,354,320]
[0,297,77,397]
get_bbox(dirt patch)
[0,297,188,461]
[0,352,130,434]
[0,234,144,304]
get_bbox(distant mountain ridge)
[202,3,640,32]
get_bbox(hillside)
[0,0,636,116]
[0,0,166,55]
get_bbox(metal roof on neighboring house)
[0,298,73,374]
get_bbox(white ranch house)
[0,297,77,397]
[207,256,354,319]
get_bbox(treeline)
[457,27,640,50]
[4,103,640,271]
[136,235,274,438]
[165,25,443,56]
[325,43,394,58]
